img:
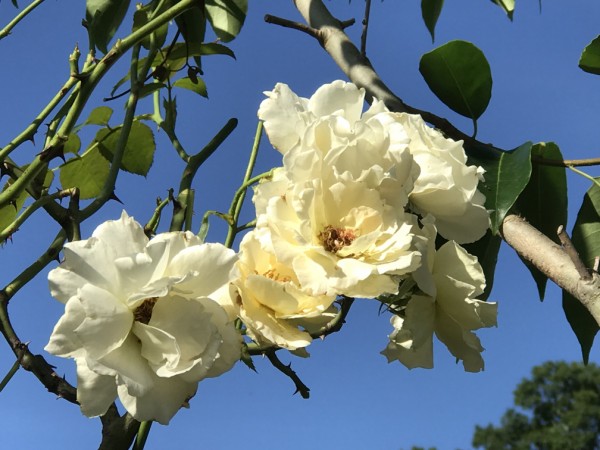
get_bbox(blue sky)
[1,1,600,449]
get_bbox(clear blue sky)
[1,1,600,449]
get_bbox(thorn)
[109,192,123,204]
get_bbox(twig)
[557,225,592,281]
[98,406,140,450]
[265,349,310,399]
[360,0,372,56]
[0,0,45,40]
[534,155,600,167]
[264,14,321,40]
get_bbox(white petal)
[45,296,86,357]
[168,243,238,298]
[91,335,156,397]
[117,374,198,425]
[74,284,132,360]
[75,358,117,417]
[258,83,309,153]
[308,80,365,124]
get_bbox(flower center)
[261,268,292,283]
[319,225,356,254]
[133,297,158,325]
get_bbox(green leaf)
[0,182,27,234]
[96,122,156,176]
[421,0,444,43]
[11,0,18,8]
[86,0,131,54]
[59,147,110,199]
[162,97,178,135]
[138,82,166,98]
[579,35,600,75]
[205,0,247,43]
[175,6,207,68]
[84,106,113,127]
[64,133,81,155]
[563,181,600,363]
[133,2,169,50]
[173,77,208,97]
[489,0,515,19]
[516,142,568,300]
[470,142,532,235]
[463,230,502,301]
[110,42,234,96]
[419,40,493,123]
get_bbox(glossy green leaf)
[419,40,493,122]
[133,1,169,50]
[463,230,502,301]
[174,77,208,97]
[489,0,515,19]
[470,142,532,235]
[421,0,444,43]
[563,181,600,363]
[59,147,110,199]
[86,0,131,54]
[516,142,568,300]
[176,6,206,68]
[205,0,247,43]
[579,35,600,75]
[96,122,156,176]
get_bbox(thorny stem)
[265,349,310,399]
[0,0,198,210]
[0,188,77,243]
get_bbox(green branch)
[169,118,238,232]
[0,0,45,40]
[0,0,198,210]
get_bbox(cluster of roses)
[45,81,497,425]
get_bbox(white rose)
[45,212,242,424]
[229,230,337,350]
[258,80,368,154]
[398,113,489,243]
[254,166,422,298]
[381,235,497,372]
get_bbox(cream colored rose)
[229,230,337,350]
[45,212,241,424]
[254,165,422,299]
[382,236,497,372]
[398,113,489,244]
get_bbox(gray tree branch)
[290,0,600,325]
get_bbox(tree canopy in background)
[473,361,600,450]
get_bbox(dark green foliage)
[516,143,568,300]
[421,0,444,42]
[473,361,600,449]
[579,35,600,75]
[563,181,600,363]
[419,40,493,130]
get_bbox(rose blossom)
[381,223,497,372]
[45,212,241,424]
